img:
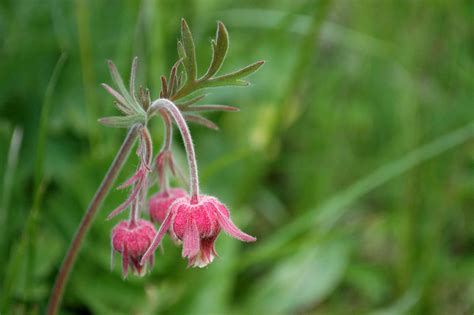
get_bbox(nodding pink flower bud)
[111,219,156,277]
[141,195,256,268]
[149,188,188,224]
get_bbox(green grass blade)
[0,127,24,256]
[244,122,474,266]
[0,54,67,312]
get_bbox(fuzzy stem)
[161,109,173,151]
[129,197,139,228]
[140,126,153,167]
[158,110,173,192]
[47,125,140,315]
[139,173,149,216]
[150,99,200,203]
[137,127,153,219]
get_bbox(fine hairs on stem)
[157,110,173,192]
[149,99,200,204]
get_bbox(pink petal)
[200,237,217,263]
[139,211,173,265]
[214,204,256,242]
[132,257,143,275]
[182,219,200,259]
[187,256,197,268]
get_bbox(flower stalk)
[156,110,174,192]
[47,125,140,315]
[149,99,200,204]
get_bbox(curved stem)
[140,126,153,167]
[129,197,139,228]
[137,127,153,218]
[160,109,173,151]
[47,125,140,315]
[150,99,200,203]
[158,110,173,192]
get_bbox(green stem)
[46,125,140,315]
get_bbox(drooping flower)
[111,219,156,277]
[149,188,187,223]
[141,195,256,268]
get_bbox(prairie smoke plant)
[47,19,263,315]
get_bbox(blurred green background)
[1,0,473,314]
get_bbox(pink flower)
[111,219,156,277]
[149,188,187,224]
[142,195,256,268]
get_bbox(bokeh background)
[1,0,473,314]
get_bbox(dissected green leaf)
[204,61,265,88]
[107,60,144,114]
[177,41,186,64]
[129,56,138,103]
[138,86,151,111]
[98,114,145,128]
[204,79,250,88]
[203,21,229,79]
[184,113,219,130]
[170,21,264,101]
[107,61,134,105]
[183,104,239,112]
[180,19,197,82]
[160,75,169,98]
[101,83,133,115]
[176,94,207,109]
[102,21,261,130]
[168,59,182,96]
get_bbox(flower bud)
[111,219,156,277]
[149,188,187,223]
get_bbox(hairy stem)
[161,109,173,151]
[157,110,173,192]
[137,127,153,217]
[47,125,140,315]
[150,99,200,203]
[140,127,153,166]
[129,198,139,227]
